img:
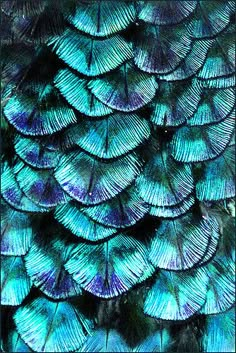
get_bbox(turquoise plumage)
[1,0,235,352]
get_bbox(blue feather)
[65,234,150,298]
[54,151,142,205]
[202,308,235,352]
[134,22,192,74]
[55,202,116,241]
[1,255,32,306]
[14,297,94,352]
[62,113,150,159]
[88,62,158,112]
[149,213,220,270]
[81,186,149,228]
[68,1,135,37]
[49,29,133,76]
[80,329,130,352]
[1,200,34,256]
[25,235,82,299]
[171,111,235,162]
[54,69,113,117]
[136,146,194,206]
[138,1,197,25]
[144,268,209,320]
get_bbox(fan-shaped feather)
[196,145,235,201]
[149,195,195,218]
[144,268,208,320]
[1,256,31,306]
[62,113,150,159]
[88,62,158,112]
[25,235,82,299]
[14,297,94,352]
[14,135,61,169]
[149,213,220,270]
[150,80,202,126]
[136,147,194,206]
[187,87,235,126]
[3,87,76,136]
[133,328,172,352]
[202,308,235,352]
[54,69,113,117]
[200,257,235,315]
[49,29,133,76]
[138,1,197,25]
[1,200,33,256]
[5,330,33,352]
[65,235,149,298]
[81,186,149,228]
[134,23,192,74]
[171,112,235,162]
[80,329,130,352]
[55,202,116,241]
[14,161,69,207]
[68,1,135,37]
[197,30,235,79]
[187,1,233,38]
[54,151,142,205]
[1,162,48,212]
[159,39,213,81]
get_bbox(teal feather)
[54,69,113,117]
[200,74,235,89]
[150,79,202,126]
[196,145,235,201]
[14,160,69,207]
[202,308,235,352]
[3,86,76,136]
[55,202,116,241]
[1,200,34,256]
[1,162,48,212]
[1,256,32,306]
[171,111,235,162]
[134,23,191,74]
[81,186,149,228]
[136,146,194,206]
[200,257,235,315]
[133,328,172,352]
[197,29,235,80]
[149,195,195,218]
[187,87,235,126]
[25,235,82,299]
[65,234,149,298]
[88,62,158,112]
[54,151,142,205]
[62,113,150,159]
[80,329,130,352]
[138,1,197,25]
[68,1,135,37]
[49,29,133,76]
[5,330,33,352]
[148,213,220,270]
[158,39,213,81]
[144,268,208,320]
[14,297,94,352]
[187,1,233,38]
[14,135,61,169]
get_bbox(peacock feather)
[1,1,235,352]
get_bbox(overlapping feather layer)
[1,1,235,352]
